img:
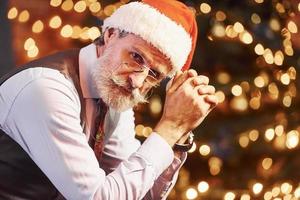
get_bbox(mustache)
[111,74,149,104]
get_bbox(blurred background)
[1,0,300,199]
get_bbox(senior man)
[0,0,218,199]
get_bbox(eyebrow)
[132,46,168,75]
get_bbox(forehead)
[119,33,173,74]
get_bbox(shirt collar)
[79,43,100,98]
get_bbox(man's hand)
[154,69,218,147]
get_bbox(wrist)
[154,120,183,147]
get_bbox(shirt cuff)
[136,132,174,179]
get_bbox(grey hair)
[93,28,129,46]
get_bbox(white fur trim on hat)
[102,2,192,76]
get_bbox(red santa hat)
[102,0,198,76]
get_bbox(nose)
[128,70,148,89]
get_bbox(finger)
[204,95,219,107]
[192,76,210,86]
[169,70,196,93]
[187,69,198,77]
[196,85,216,95]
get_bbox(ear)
[103,28,120,46]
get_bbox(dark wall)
[0,0,14,77]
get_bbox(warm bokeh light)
[280,73,290,85]
[239,134,249,148]
[240,194,251,200]
[149,96,162,115]
[27,46,39,58]
[252,183,263,195]
[50,0,62,7]
[60,24,73,38]
[24,38,35,51]
[186,188,198,200]
[275,125,284,136]
[286,130,299,149]
[254,43,264,55]
[104,5,117,16]
[200,3,211,14]
[269,18,281,31]
[74,0,87,13]
[89,2,101,13]
[249,130,259,141]
[233,22,244,33]
[87,26,101,40]
[264,191,272,200]
[212,24,226,37]
[215,91,226,103]
[262,157,273,170]
[272,186,281,197]
[265,128,275,141]
[224,192,235,200]
[199,144,211,156]
[254,0,264,3]
[216,11,226,21]
[281,182,293,195]
[32,20,44,33]
[217,71,231,84]
[61,0,74,11]
[287,21,298,34]
[240,31,253,44]
[251,13,261,24]
[254,76,265,88]
[197,181,209,193]
[49,16,62,29]
[7,7,18,20]
[230,96,248,112]
[135,124,144,137]
[18,10,30,23]
[231,85,242,96]
[249,97,260,110]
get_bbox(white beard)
[91,46,148,112]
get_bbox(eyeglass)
[121,51,167,87]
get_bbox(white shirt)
[0,44,186,199]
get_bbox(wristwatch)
[173,132,194,152]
